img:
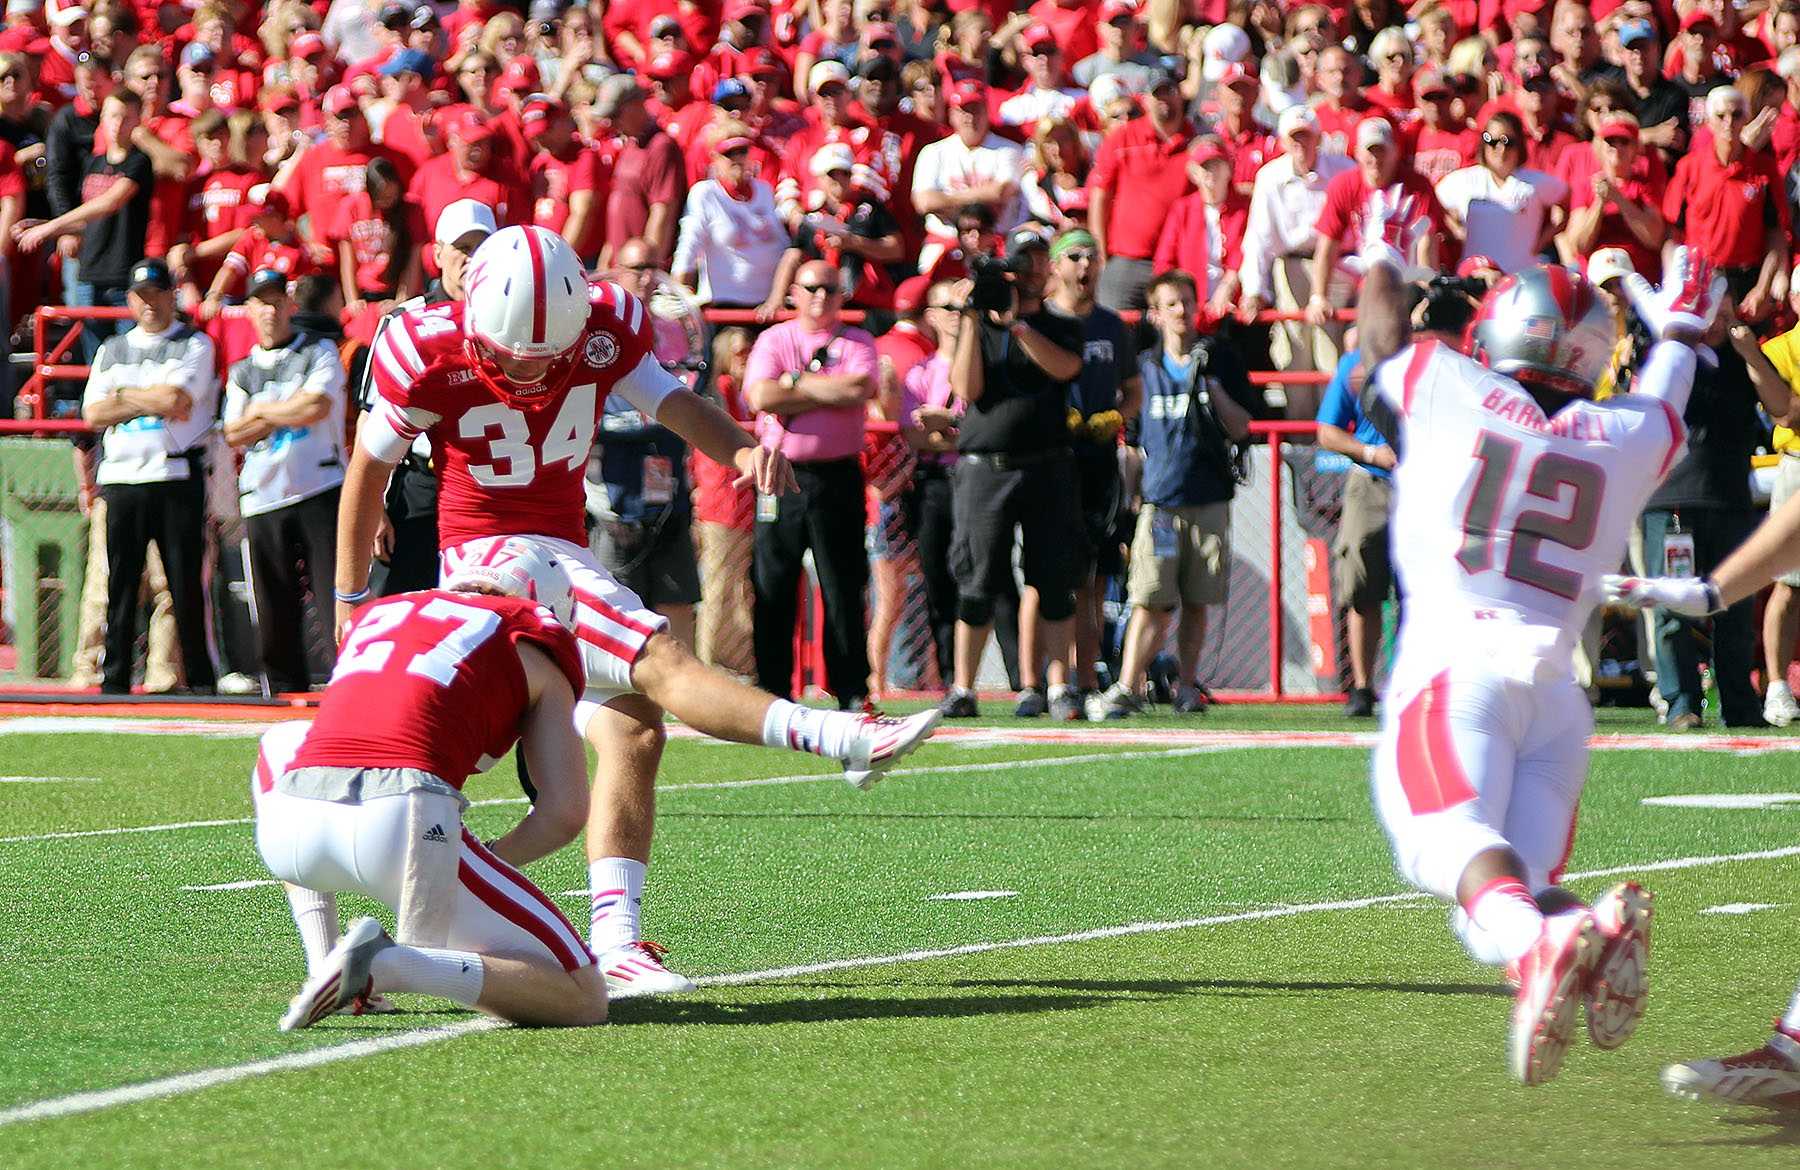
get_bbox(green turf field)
[3,706,1800,1168]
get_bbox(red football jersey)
[290,590,582,784]
[367,281,659,548]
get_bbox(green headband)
[1050,230,1097,260]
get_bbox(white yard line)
[0,776,98,784]
[2,841,1795,1129]
[0,747,1227,846]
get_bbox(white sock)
[1463,877,1545,964]
[370,944,484,1006]
[1779,978,1800,1036]
[1450,906,1517,966]
[1772,681,1795,700]
[1048,683,1074,702]
[762,699,862,759]
[285,885,339,976]
[589,857,645,950]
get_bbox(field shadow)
[1654,1112,1800,1149]
[608,990,1109,1027]
[945,976,1511,1000]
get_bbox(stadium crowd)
[10,0,1800,728]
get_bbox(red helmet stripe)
[523,226,548,346]
[1543,265,1576,325]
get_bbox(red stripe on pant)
[255,750,274,794]
[572,587,658,638]
[459,829,594,970]
[575,622,646,668]
[1395,671,1478,815]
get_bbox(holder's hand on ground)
[1602,573,1722,618]
[1622,245,1725,344]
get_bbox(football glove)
[1621,245,1725,343]
[1602,573,1724,618]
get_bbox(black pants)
[246,488,340,693]
[101,477,214,693]
[753,457,869,707]
[906,464,958,682]
[370,463,440,597]
[949,455,1081,625]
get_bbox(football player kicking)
[1607,489,1800,1107]
[1353,190,1726,1084]
[257,537,605,1030]
[336,226,941,998]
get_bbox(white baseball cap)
[809,142,856,177]
[434,199,498,248]
[808,60,851,93]
[48,3,85,25]
[1586,247,1636,287]
[1277,104,1319,139]
[1201,22,1251,80]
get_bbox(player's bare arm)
[654,387,799,496]
[485,644,590,869]
[1608,489,1800,614]
[333,440,402,634]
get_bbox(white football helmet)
[442,536,575,626]
[462,225,590,409]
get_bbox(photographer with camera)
[937,229,1085,719]
[744,260,880,710]
[1089,270,1255,720]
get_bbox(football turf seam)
[4,839,1796,1130]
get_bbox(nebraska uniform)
[254,589,593,971]
[358,281,683,706]
[1369,336,1688,905]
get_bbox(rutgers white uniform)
[1367,337,1692,911]
[357,283,684,717]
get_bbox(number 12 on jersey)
[1455,431,1606,601]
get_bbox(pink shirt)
[745,320,880,463]
[902,353,962,468]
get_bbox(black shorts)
[1075,452,1124,579]
[949,454,1081,623]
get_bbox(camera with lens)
[966,253,1018,314]
[1412,273,1489,336]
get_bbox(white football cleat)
[1664,1029,1800,1109]
[1509,911,1602,1085]
[338,992,400,1016]
[598,940,697,999]
[1585,882,1651,1050]
[280,916,393,1032]
[842,708,941,790]
[1765,682,1799,728]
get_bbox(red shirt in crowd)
[1565,159,1667,282]
[1522,122,1579,175]
[408,152,530,240]
[282,140,413,244]
[1212,120,1279,194]
[530,144,608,260]
[328,190,429,296]
[1314,165,1445,250]
[1410,125,1479,186]
[220,226,321,293]
[603,127,688,251]
[1662,146,1790,269]
[1088,114,1198,261]
[690,373,755,531]
[1026,0,1101,66]
[187,164,265,289]
[1312,102,1370,159]
[1152,191,1249,299]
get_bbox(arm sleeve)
[1238,177,1275,300]
[615,351,684,419]
[222,373,247,427]
[671,184,705,274]
[357,393,440,463]
[1633,337,1700,418]
[173,334,215,398]
[81,346,116,407]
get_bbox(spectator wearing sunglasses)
[1435,111,1569,276]
[1408,65,1478,185]
[1615,19,1690,166]
[744,260,880,710]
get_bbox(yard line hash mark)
[2,841,1796,1129]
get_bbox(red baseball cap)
[1020,25,1057,52]
[1188,138,1230,167]
[722,0,766,17]
[289,31,326,59]
[737,47,784,77]
[945,78,988,109]
[893,274,931,315]
[1456,255,1499,277]
[1596,115,1639,142]
[1099,0,1137,21]
[322,85,358,116]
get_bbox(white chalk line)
[181,880,281,892]
[0,776,99,784]
[2,839,1796,1130]
[0,746,1228,847]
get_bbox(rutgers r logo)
[585,333,619,368]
